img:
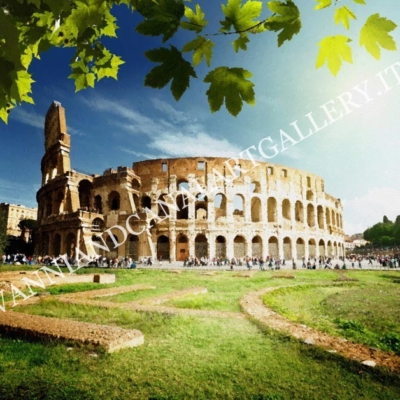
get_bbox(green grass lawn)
[0,268,399,399]
[262,271,400,355]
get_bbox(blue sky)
[1,0,400,234]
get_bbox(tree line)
[363,215,400,246]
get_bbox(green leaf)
[316,35,353,76]
[334,6,356,30]
[314,0,331,10]
[135,0,185,42]
[220,0,264,33]
[265,1,301,47]
[69,59,96,92]
[353,0,365,4]
[360,14,397,60]
[145,46,197,101]
[233,34,249,52]
[180,4,207,33]
[204,66,255,116]
[182,36,214,67]
[95,54,125,80]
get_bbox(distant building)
[0,203,38,237]
[351,233,364,241]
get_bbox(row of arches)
[149,192,343,229]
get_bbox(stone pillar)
[226,234,234,260]
[290,201,296,224]
[244,195,251,223]
[188,234,195,259]
[169,227,176,262]
[304,240,309,261]
[278,235,284,260]
[291,238,297,261]
[208,235,216,259]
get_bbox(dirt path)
[240,287,400,374]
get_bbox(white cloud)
[151,98,194,124]
[119,147,162,160]
[148,132,242,157]
[83,95,243,158]
[11,109,44,129]
[11,108,82,135]
[342,187,400,234]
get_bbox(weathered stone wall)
[36,102,345,262]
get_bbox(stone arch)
[176,193,189,219]
[45,197,52,218]
[268,236,278,258]
[325,208,331,225]
[214,193,227,221]
[106,234,119,259]
[157,235,169,260]
[78,180,93,209]
[331,209,336,226]
[158,194,169,218]
[91,217,105,232]
[296,238,305,259]
[306,190,314,201]
[234,235,246,258]
[176,234,188,261]
[309,239,316,258]
[252,236,262,257]
[283,237,292,260]
[327,240,333,257]
[195,194,208,220]
[215,235,226,258]
[141,195,151,209]
[251,197,261,222]
[131,178,141,191]
[177,180,189,190]
[333,241,338,258]
[267,197,277,222]
[108,191,120,211]
[307,204,315,227]
[128,235,139,261]
[317,206,324,229]
[65,232,75,258]
[250,180,261,193]
[54,191,64,214]
[53,233,61,256]
[295,201,304,223]
[195,234,208,258]
[282,199,291,221]
[42,233,50,255]
[94,194,103,213]
[132,194,140,212]
[319,239,326,258]
[233,194,244,217]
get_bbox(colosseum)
[36,102,345,262]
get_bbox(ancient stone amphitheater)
[36,102,345,262]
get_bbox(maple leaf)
[180,4,207,33]
[233,34,250,52]
[220,0,263,33]
[360,14,397,60]
[145,46,197,101]
[204,67,255,116]
[265,1,301,47]
[135,0,185,42]
[334,6,356,30]
[182,36,214,67]
[316,35,353,76]
[314,0,331,10]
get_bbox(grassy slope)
[0,269,399,399]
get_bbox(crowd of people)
[1,253,399,270]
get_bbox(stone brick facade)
[36,102,345,261]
